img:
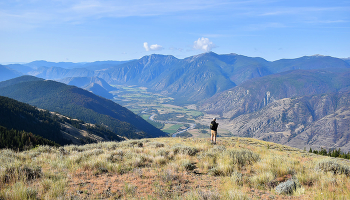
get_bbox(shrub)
[172,145,199,156]
[211,145,226,153]
[0,182,38,200]
[224,149,260,169]
[197,190,221,200]
[315,159,350,176]
[231,171,243,186]
[161,169,179,182]
[208,167,224,176]
[123,183,137,197]
[3,165,42,182]
[148,142,165,148]
[181,160,196,171]
[250,171,274,188]
[226,189,250,200]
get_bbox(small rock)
[275,179,299,195]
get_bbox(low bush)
[224,149,260,169]
[172,145,199,156]
[315,159,350,176]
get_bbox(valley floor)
[1,137,350,199]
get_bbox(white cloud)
[193,37,216,52]
[143,42,163,51]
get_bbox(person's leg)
[213,131,217,144]
[210,130,214,143]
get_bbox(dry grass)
[1,137,350,199]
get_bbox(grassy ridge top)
[1,137,349,199]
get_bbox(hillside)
[269,55,350,73]
[0,65,22,82]
[28,66,95,80]
[57,76,115,99]
[0,95,124,146]
[0,76,167,139]
[0,126,59,151]
[1,137,350,199]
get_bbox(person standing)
[210,117,219,144]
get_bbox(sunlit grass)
[1,137,350,199]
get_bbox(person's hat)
[213,117,216,120]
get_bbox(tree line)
[0,126,58,151]
[309,147,350,159]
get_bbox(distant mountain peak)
[311,54,326,57]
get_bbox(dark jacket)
[210,120,218,131]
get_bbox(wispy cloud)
[1,0,349,31]
[244,22,287,31]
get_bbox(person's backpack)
[210,121,215,130]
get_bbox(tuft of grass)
[0,182,38,200]
[123,183,137,197]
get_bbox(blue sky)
[0,0,349,63]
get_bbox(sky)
[0,0,349,63]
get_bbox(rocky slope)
[219,91,350,151]
[200,69,350,119]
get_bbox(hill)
[0,125,59,151]
[269,55,350,73]
[0,76,167,139]
[57,76,115,99]
[1,137,350,199]
[57,77,114,91]
[28,66,94,80]
[0,95,124,147]
[5,64,33,74]
[24,60,85,69]
[0,65,22,82]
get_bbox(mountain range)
[2,52,350,151]
[4,52,350,103]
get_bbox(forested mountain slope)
[0,76,167,139]
[0,95,124,147]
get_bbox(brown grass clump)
[1,137,350,199]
